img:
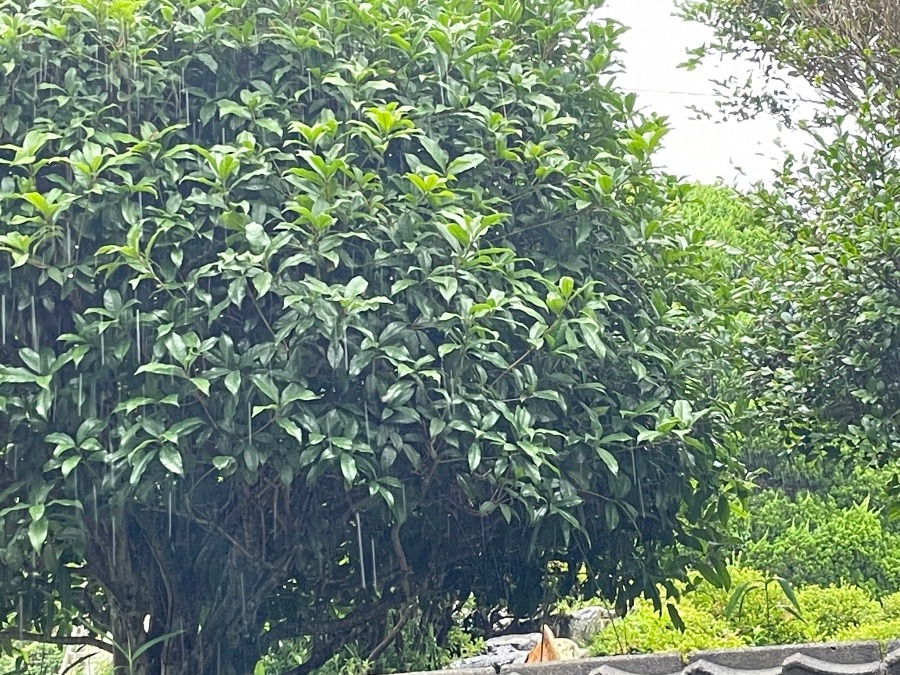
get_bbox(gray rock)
[449,650,524,669]
[885,647,900,675]
[503,655,680,675]
[485,634,542,652]
[449,635,542,670]
[568,607,617,646]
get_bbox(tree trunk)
[106,581,264,675]
[87,506,266,675]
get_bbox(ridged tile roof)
[399,641,900,675]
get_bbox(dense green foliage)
[739,491,900,596]
[0,0,745,672]
[590,566,895,656]
[0,643,65,675]
[683,0,900,469]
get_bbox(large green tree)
[0,0,741,672]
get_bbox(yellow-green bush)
[795,585,882,640]
[688,566,806,645]
[590,566,900,657]
[833,619,900,642]
[880,591,900,620]
[590,598,748,656]
[742,494,900,596]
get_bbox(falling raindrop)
[261,509,267,561]
[17,594,23,640]
[66,226,71,264]
[216,643,221,675]
[2,293,6,344]
[449,370,456,413]
[30,295,37,352]
[178,618,185,668]
[135,309,141,361]
[100,331,105,367]
[632,449,645,517]
[356,512,366,590]
[168,488,173,539]
[92,485,98,526]
[183,67,191,126]
[174,72,181,118]
[138,191,143,220]
[343,324,349,371]
[371,538,377,590]
[272,489,277,538]
[134,56,141,121]
[240,573,246,625]
[247,399,253,446]
[363,399,371,449]
[78,373,83,415]
[111,514,117,565]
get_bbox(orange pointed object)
[524,625,560,663]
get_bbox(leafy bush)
[0,643,64,675]
[881,592,900,620]
[589,597,748,656]
[590,567,900,656]
[742,495,900,595]
[670,184,777,269]
[795,585,883,640]
[833,619,900,643]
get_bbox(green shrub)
[587,568,900,655]
[585,562,900,657]
[795,585,883,640]
[743,496,900,595]
[833,619,900,642]
[0,642,65,675]
[882,592,900,620]
[676,566,804,645]
[590,597,748,656]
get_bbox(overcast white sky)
[601,0,812,187]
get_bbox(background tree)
[680,0,900,466]
[0,0,743,673]
[681,0,900,123]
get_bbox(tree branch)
[366,607,411,664]
[0,629,113,653]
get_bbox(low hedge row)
[590,566,900,656]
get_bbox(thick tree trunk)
[106,578,265,675]
[87,505,267,675]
